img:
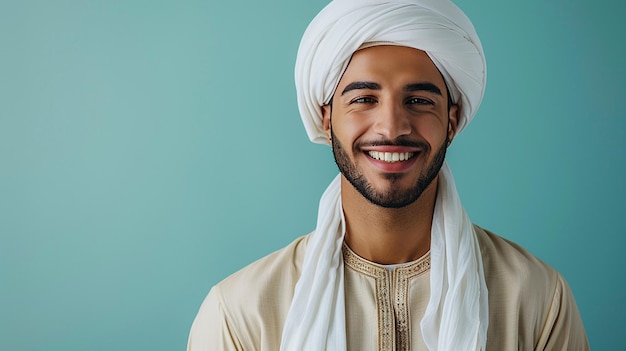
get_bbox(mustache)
[355,137,429,150]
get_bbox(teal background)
[1,0,624,349]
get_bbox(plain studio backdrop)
[1,0,624,350]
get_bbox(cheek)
[412,117,448,144]
[331,115,372,145]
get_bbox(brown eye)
[351,97,377,104]
[406,97,433,105]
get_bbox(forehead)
[337,45,446,89]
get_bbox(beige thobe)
[188,226,589,350]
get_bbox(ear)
[322,104,332,143]
[447,104,459,146]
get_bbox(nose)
[372,101,411,139]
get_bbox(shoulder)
[188,235,309,350]
[474,224,559,309]
[216,234,308,303]
[474,225,589,350]
[474,225,557,286]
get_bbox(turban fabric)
[282,1,489,350]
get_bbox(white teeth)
[368,151,414,163]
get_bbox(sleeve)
[535,274,590,351]
[187,286,244,351]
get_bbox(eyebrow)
[341,81,381,95]
[404,82,442,95]
[340,81,442,96]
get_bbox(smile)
[367,151,415,163]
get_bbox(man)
[188,0,588,350]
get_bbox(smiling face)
[323,45,458,208]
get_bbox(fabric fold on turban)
[283,0,489,350]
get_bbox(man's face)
[322,45,458,208]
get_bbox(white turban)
[295,0,486,145]
[282,1,489,351]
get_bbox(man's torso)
[187,226,588,350]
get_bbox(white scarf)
[280,163,488,351]
[283,1,489,350]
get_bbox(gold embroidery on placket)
[343,244,430,351]
[394,256,431,351]
[343,245,394,350]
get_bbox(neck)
[340,176,438,265]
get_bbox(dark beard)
[331,129,447,209]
